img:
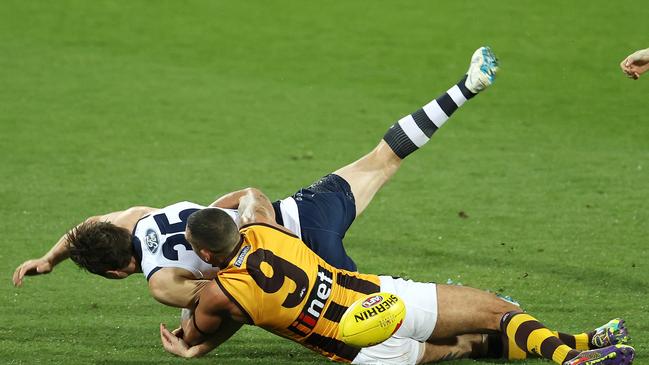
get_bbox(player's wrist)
[40,255,57,267]
[184,347,203,358]
[636,49,649,62]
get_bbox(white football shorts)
[352,276,438,365]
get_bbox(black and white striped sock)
[383,75,476,159]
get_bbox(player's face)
[184,230,203,259]
[102,256,138,279]
[102,271,128,280]
[185,229,218,265]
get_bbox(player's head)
[66,221,137,279]
[186,208,240,266]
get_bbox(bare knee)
[484,293,523,331]
[333,141,402,216]
[433,285,523,338]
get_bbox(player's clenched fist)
[620,48,649,80]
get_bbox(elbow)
[242,187,262,196]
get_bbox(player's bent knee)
[484,293,523,331]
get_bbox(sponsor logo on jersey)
[361,295,383,308]
[354,294,400,323]
[234,245,251,268]
[145,229,160,254]
[287,266,333,336]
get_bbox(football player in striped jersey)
[160,191,634,365]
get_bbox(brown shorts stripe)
[305,333,361,361]
[336,273,380,295]
[514,320,545,352]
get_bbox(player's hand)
[172,326,184,338]
[12,258,53,287]
[160,323,192,358]
[620,48,649,80]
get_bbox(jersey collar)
[131,218,146,266]
[131,236,143,266]
[131,214,151,269]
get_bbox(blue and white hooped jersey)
[131,201,240,280]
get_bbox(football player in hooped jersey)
[160,193,635,365]
[13,46,500,308]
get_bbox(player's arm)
[12,215,102,286]
[209,188,254,209]
[237,188,294,235]
[160,317,242,358]
[13,206,155,287]
[180,281,228,346]
[160,281,241,357]
[620,48,649,79]
[148,267,212,308]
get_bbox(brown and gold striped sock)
[502,332,591,360]
[552,331,592,350]
[501,312,580,364]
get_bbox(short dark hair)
[66,221,133,276]
[186,208,239,255]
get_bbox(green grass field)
[1,1,648,364]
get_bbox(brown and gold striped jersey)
[215,223,382,363]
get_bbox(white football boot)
[465,46,499,94]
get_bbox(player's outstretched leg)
[504,318,631,360]
[501,313,635,365]
[429,284,635,365]
[334,46,499,216]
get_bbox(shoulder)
[199,281,230,312]
[126,206,158,215]
[121,206,157,222]
[98,206,157,229]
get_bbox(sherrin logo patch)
[362,295,383,308]
[354,294,401,323]
[338,292,406,348]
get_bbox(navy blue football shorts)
[272,174,357,272]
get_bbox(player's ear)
[104,270,129,279]
[198,248,213,263]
